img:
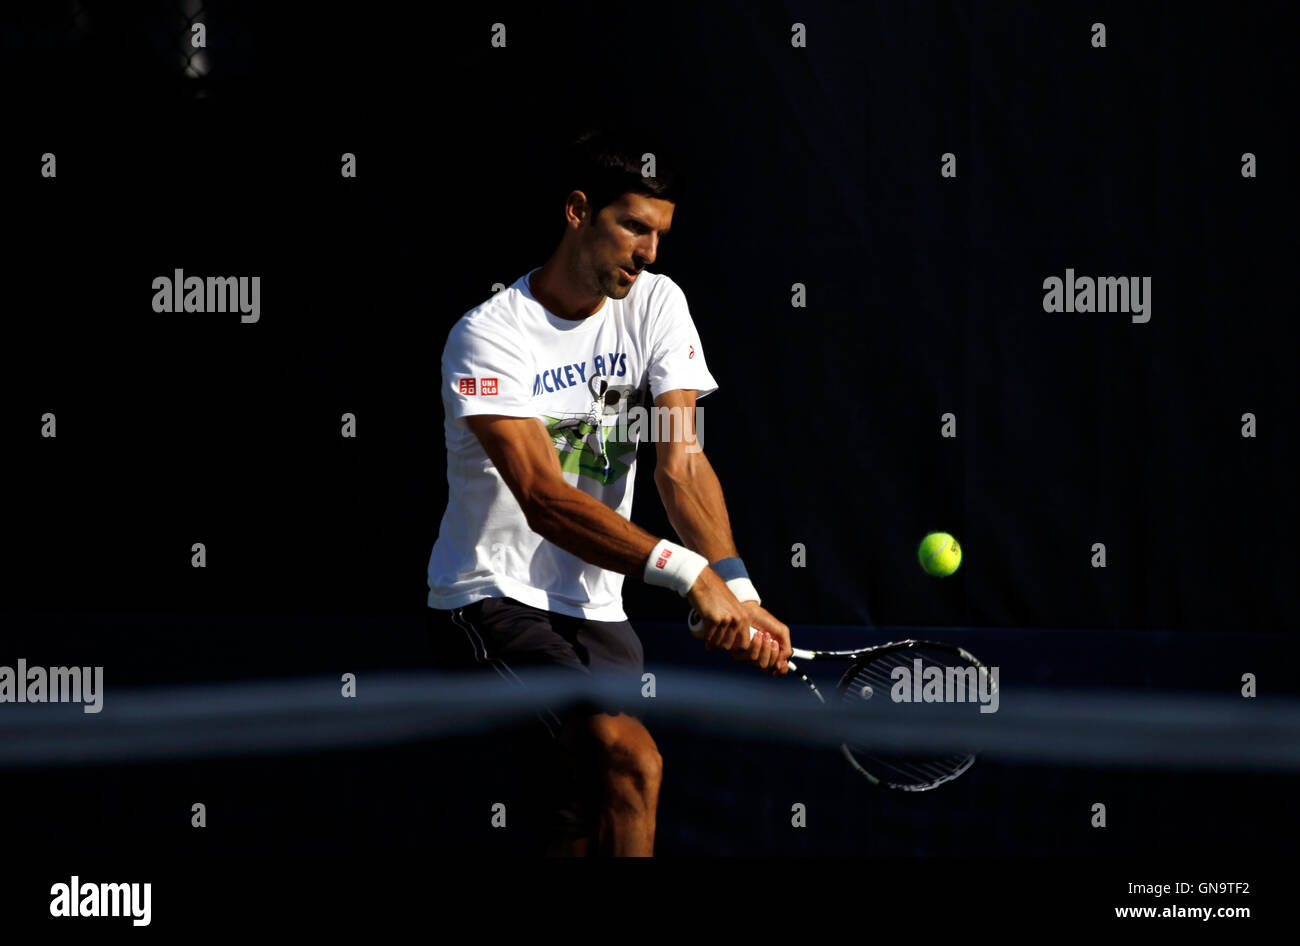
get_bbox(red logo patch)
[689,345,695,359]
[655,549,673,569]
[480,378,498,395]
[458,378,476,395]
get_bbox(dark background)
[1,0,1296,876]
[2,0,1294,632]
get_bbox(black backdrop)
[1,0,1298,887]
[4,1,1294,641]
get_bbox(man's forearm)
[654,453,738,563]
[526,483,661,576]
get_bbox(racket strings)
[835,646,985,790]
[865,755,967,782]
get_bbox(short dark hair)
[557,125,685,222]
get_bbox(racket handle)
[687,609,798,670]
[688,608,758,640]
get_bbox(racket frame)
[685,610,990,791]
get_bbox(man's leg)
[430,600,579,854]
[431,599,657,855]
[543,836,590,857]
[550,613,657,855]
[560,712,662,856]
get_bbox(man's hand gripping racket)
[684,568,791,674]
[689,608,805,672]
[687,608,993,791]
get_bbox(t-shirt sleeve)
[441,315,537,421]
[646,277,719,401]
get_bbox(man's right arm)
[465,414,760,656]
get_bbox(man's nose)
[636,238,657,267]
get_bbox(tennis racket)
[687,610,993,791]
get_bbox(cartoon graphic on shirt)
[545,373,646,483]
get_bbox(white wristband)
[725,577,761,605]
[643,540,709,597]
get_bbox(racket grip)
[687,609,798,671]
[687,608,758,642]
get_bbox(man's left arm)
[651,387,792,673]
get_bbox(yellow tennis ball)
[918,532,962,577]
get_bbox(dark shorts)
[428,595,644,678]
[426,596,646,842]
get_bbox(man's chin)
[602,278,631,300]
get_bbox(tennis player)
[426,127,792,856]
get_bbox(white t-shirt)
[427,267,719,620]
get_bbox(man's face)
[575,192,675,299]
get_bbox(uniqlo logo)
[480,377,498,395]
[458,378,476,395]
[655,549,672,570]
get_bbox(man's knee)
[586,714,662,790]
